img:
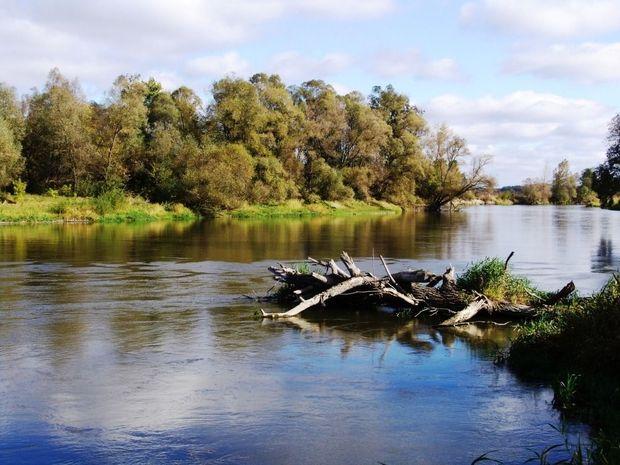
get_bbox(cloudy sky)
[1,0,619,185]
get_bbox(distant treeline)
[489,145,619,209]
[0,69,490,213]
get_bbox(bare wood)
[328,259,350,278]
[380,286,421,307]
[392,269,439,286]
[379,255,396,285]
[544,281,575,306]
[437,297,489,326]
[260,276,372,318]
[340,252,363,277]
[504,251,515,271]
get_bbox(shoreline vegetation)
[2,68,616,221]
[0,193,403,224]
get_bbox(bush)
[92,188,128,214]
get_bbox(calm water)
[1,206,618,465]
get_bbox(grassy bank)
[225,199,402,218]
[0,193,198,223]
[507,276,620,462]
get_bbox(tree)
[593,114,620,208]
[0,84,25,190]
[369,85,427,206]
[91,75,148,189]
[577,168,600,207]
[551,159,577,205]
[22,69,94,193]
[419,125,491,212]
[182,142,255,213]
[0,119,23,190]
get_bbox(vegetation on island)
[0,69,492,222]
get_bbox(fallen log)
[259,252,577,324]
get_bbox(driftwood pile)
[259,251,575,327]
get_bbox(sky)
[1,0,620,186]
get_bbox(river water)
[0,206,618,465]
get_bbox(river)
[1,205,618,465]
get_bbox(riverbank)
[0,193,198,223]
[224,199,402,218]
[506,276,620,462]
[0,195,404,224]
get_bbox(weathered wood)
[260,251,577,324]
[340,252,363,277]
[392,269,439,286]
[379,255,396,285]
[544,281,575,306]
[260,276,373,318]
[437,297,489,326]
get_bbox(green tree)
[22,69,94,193]
[551,159,577,205]
[593,114,620,208]
[577,168,600,207]
[0,84,25,190]
[369,85,427,206]
[182,142,255,213]
[91,75,148,189]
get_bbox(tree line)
[0,69,490,213]
[497,115,620,209]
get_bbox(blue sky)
[1,0,619,185]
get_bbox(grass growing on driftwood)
[457,257,542,304]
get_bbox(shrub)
[92,188,128,214]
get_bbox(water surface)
[1,206,618,465]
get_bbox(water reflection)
[0,206,615,465]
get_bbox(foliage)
[457,257,541,304]
[521,178,551,205]
[508,276,620,461]
[183,142,255,214]
[593,115,620,209]
[3,68,496,215]
[551,159,578,205]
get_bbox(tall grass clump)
[457,257,541,304]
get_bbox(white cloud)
[0,0,393,94]
[370,49,463,81]
[461,0,620,38]
[267,52,353,82]
[425,91,613,184]
[186,52,251,77]
[504,42,620,83]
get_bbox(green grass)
[507,276,620,462]
[457,257,543,304]
[0,193,198,224]
[225,198,402,218]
